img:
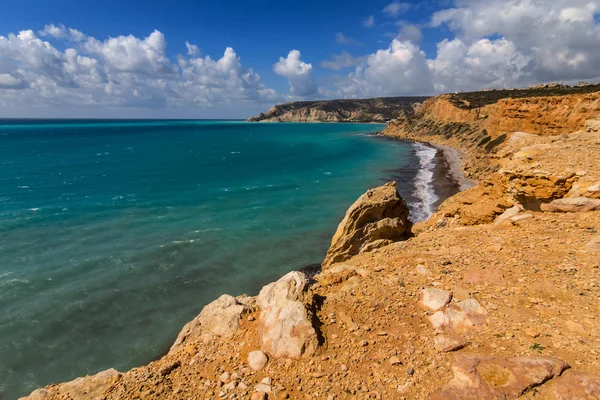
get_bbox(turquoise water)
[0,120,422,398]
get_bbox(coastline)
[21,90,600,400]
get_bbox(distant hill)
[247,97,429,123]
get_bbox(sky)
[1,0,600,118]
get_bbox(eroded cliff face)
[384,87,600,180]
[247,97,428,123]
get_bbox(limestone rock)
[20,369,120,400]
[248,350,269,371]
[588,183,600,193]
[419,288,452,311]
[429,299,487,334]
[540,371,600,399]
[257,272,319,359]
[430,355,570,400]
[323,182,410,267]
[434,335,466,352]
[170,294,246,352]
[257,271,309,309]
[541,197,600,212]
[493,204,523,226]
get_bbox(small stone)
[525,328,540,338]
[341,364,349,371]
[223,381,237,392]
[219,372,231,383]
[406,368,415,376]
[254,384,271,393]
[433,335,466,352]
[248,350,269,371]
[158,361,180,376]
[251,392,267,400]
[390,356,402,366]
[261,377,272,385]
[248,315,256,321]
[416,264,431,275]
[419,288,452,311]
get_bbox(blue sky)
[1,0,599,118]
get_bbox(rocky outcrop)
[247,96,427,122]
[21,369,120,400]
[170,294,247,352]
[431,356,570,400]
[322,182,411,267]
[541,197,600,212]
[257,272,319,359]
[541,371,600,399]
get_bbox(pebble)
[248,350,269,371]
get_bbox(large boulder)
[540,371,600,399]
[20,369,120,400]
[170,294,247,352]
[431,355,570,400]
[257,272,319,359]
[322,182,410,267]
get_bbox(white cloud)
[321,51,365,70]
[431,0,600,83]
[331,0,600,97]
[273,50,318,97]
[396,22,423,43]
[334,40,434,97]
[0,27,283,117]
[363,15,375,28]
[185,41,200,56]
[39,24,86,42]
[383,1,411,17]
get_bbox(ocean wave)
[410,143,439,222]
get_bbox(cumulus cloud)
[330,0,600,97]
[396,22,423,43]
[431,0,600,84]
[363,16,375,28]
[0,26,281,116]
[273,50,318,97]
[383,1,411,17]
[334,40,434,97]
[321,51,365,71]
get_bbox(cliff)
[384,84,600,180]
[21,87,600,400]
[247,97,428,123]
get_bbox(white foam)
[410,143,439,222]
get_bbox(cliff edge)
[247,97,428,123]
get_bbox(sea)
[0,120,445,398]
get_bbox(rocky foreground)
[23,89,600,399]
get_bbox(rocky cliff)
[21,86,600,400]
[247,97,428,123]
[383,84,600,180]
